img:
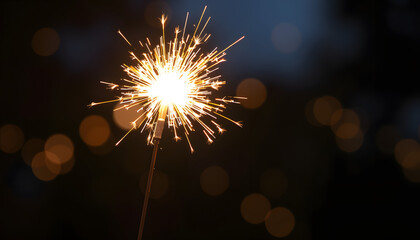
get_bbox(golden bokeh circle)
[200,166,229,196]
[240,193,271,224]
[59,156,75,175]
[335,122,360,139]
[31,28,60,56]
[79,115,111,147]
[31,152,60,181]
[336,130,364,153]
[394,139,419,165]
[236,78,267,109]
[313,96,342,126]
[265,207,295,238]
[305,98,322,126]
[401,151,420,170]
[44,151,62,175]
[113,104,144,130]
[331,109,360,131]
[0,124,24,154]
[403,169,420,183]
[21,138,45,166]
[45,134,74,164]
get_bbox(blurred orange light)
[331,109,360,132]
[312,96,342,126]
[265,207,295,238]
[45,134,74,164]
[240,193,271,224]
[403,168,420,183]
[305,99,322,127]
[394,139,419,165]
[79,115,111,147]
[31,28,60,56]
[401,151,420,170]
[335,122,360,139]
[89,137,114,155]
[44,151,62,175]
[21,138,45,166]
[31,152,60,181]
[200,166,229,196]
[58,156,75,175]
[0,124,24,154]
[113,104,144,130]
[236,78,267,109]
[336,130,364,153]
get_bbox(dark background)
[2,0,420,239]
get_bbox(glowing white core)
[149,72,190,106]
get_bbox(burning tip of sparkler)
[88,102,97,108]
[91,7,244,150]
[160,14,168,26]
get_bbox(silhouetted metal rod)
[137,139,159,240]
[138,105,167,240]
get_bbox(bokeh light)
[305,99,322,126]
[44,152,62,175]
[271,23,301,53]
[336,130,364,153]
[236,78,267,109]
[403,168,420,183]
[58,156,75,175]
[31,152,61,181]
[394,139,419,165]
[21,138,45,166]
[45,134,74,164]
[312,96,342,126]
[334,123,360,139]
[113,104,144,130]
[140,170,168,199]
[0,124,24,154]
[331,109,360,131]
[260,168,287,198]
[401,150,420,170]
[240,193,271,224]
[89,137,114,155]
[200,166,229,196]
[79,115,110,147]
[265,207,295,238]
[31,28,60,56]
[394,139,420,170]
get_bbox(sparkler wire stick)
[137,105,167,240]
[137,140,159,240]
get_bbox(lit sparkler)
[90,6,244,152]
[90,6,243,240]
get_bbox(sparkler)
[90,6,244,240]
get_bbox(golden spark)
[90,6,244,152]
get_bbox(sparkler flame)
[90,6,244,152]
